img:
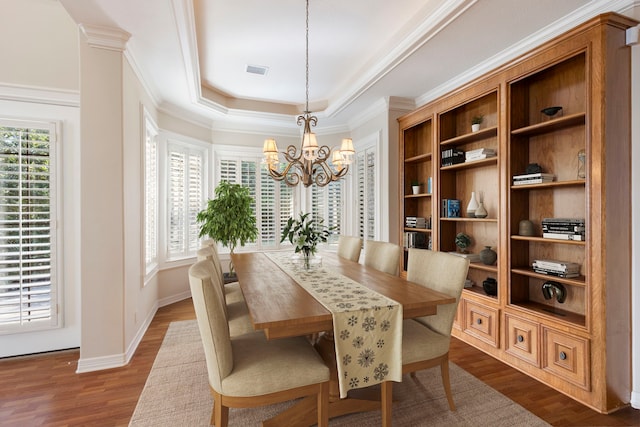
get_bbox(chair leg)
[317,382,329,427]
[211,390,229,427]
[440,355,456,411]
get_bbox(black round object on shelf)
[482,278,497,296]
[541,106,562,116]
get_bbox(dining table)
[231,250,456,427]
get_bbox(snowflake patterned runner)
[266,252,403,398]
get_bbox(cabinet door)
[462,299,499,347]
[505,313,539,367]
[542,327,590,390]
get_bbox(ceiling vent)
[246,64,269,76]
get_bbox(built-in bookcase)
[397,13,636,413]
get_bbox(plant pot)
[471,123,480,132]
[412,185,420,195]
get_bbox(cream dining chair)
[194,250,253,337]
[363,240,402,276]
[337,235,362,262]
[402,248,469,411]
[188,260,330,427]
[196,245,244,304]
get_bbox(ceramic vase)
[475,201,488,218]
[466,192,479,217]
[479,246,497,265]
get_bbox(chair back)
[197,245,224,281]
[364,240,402,276]
[337,235,362,262]
[188,260,234,391]
[406,249,469,336]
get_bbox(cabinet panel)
[505,313,539,367]
[542,327,590,390]
[462,300,499,347]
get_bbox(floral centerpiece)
[280,212,332,268]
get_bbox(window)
[216,152,297,250]
[143,114,158,273]
[310,181,343,245]
[0,119,59,332]
[166,141,205,260]
[356,146,376,242]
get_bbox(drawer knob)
[476,318,482,325]
[517,335,524,343]
[559,351,567,360]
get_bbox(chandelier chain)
[305,0,309,113]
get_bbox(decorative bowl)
[541,106,562,116]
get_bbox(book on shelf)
[404,232,430,249]
[441,199,461,218]
[542,218,585,225]
[542,232,585,241]
[426,176,432,194]
[513,172,555,180]
[448,252,481,262]
[542,224,586,233]
[513,178,555,185]
[465,148,497,161]
[532,260,580,273]
[405,216,429,229]
[533,268,580,278]
[441,148,465,166]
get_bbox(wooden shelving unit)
[397,13,636,413]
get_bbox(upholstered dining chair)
[188,260,330,427]
[196,246,244,304]
[363,240,402,276]
[402,248,469,411]
[337,235,362,262]
[194,253,253,337]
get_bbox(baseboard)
[631,389,640,409]
[159,290,191,308]
[76,353,127,373]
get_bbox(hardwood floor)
[1,298,638,426]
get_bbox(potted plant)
[280,212,332,268]
[471,115,484,132]
[411,180,421,195]
[455,232,471,254]
[196,180,258,277]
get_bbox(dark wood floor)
[1,298,638,426]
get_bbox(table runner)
[265,252,402,398]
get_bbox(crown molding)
[0,83,80,107]
[79,24,130,51]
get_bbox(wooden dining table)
[231,251,456,427]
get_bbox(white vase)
[475,201,488,218]
[466,192,479,217]
[471,123,480,132]
[412,185,420,195]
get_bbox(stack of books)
[441,199,461,218]
[532,259,581,278]
[465,148,496,162]
[512,172,555,185]
[441,148,465,166]
[405,216,429,229]
[542,218,585,241]
[449,252,481,262]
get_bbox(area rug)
[129,320,550,426]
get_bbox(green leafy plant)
[471,115,484,125]
[280,212,332,262]
[455,232,471,253]
[196,181,258,275]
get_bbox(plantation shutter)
[144,119,158,272]
[310,181,342,245]
[356,147,376,242]
[167,144,204,259]
[259,165,277,246]
[0,120,58,331]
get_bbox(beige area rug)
[130,320,550,426]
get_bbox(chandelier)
[262,0,354,187]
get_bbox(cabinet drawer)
[462,300,499,347]
[505,314,539,367]
[542,327,590,390]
